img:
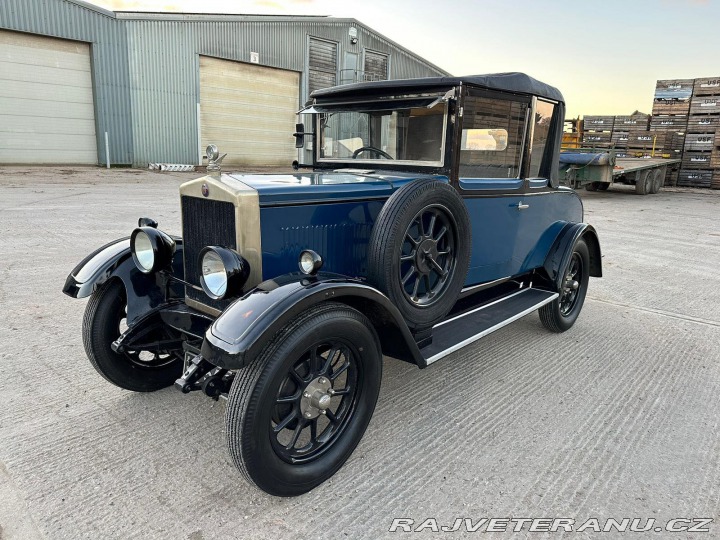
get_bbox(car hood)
[225,170,448,206]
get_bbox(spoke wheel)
[399,205,456,307]
[270,340,360,464]
[559,253,582,316]
[82,280,183,392]
[367,179,471,329]
[225,302,382,497]
[539,238,590,333]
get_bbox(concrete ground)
[0,167,719,539]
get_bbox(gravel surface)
[0,167,719,539]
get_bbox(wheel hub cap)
[415,238,439,274]
[300,376,333,419]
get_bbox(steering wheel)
[352,146,394,160]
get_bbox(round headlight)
[299,250,323,275]
[130,226,176,274]
[199,246,250,300]
[201,250,228,298]
[133,231,154,272]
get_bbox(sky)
[89,0,720,118]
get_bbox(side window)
[529,100,556,177]
[459,94,528,179]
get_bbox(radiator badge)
[201,183,209,197]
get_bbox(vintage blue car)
[64,73,601,496]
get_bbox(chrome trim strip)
[435,288,528,328]
[425,291,559,365]
[460,276,512,294]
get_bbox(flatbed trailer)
[560,149,680,195]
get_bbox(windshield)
[317,102,447,165]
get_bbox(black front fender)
[62,237,185,325]
[201,273,423,370]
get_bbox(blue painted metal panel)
[229,171,446,205]
[463,189,583,285]
[260,200,384,278]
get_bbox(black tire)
[596,182,610,191]
[367,179,471,329]
[539,238,590,333]
[82,280,182,391]
[650,169,663,194]
[635,170,650,195]
[585,182,598,191]
[225,302,382,497]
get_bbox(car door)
[458,89,531,286]
[512,98,583,274]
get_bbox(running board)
[420,288,559,366]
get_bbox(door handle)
[515,202,529,210]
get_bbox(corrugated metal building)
[0,0,449,166]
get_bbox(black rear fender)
[201,273,423,370]
[538,223,602,291]
[62,237,185,325]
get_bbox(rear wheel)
[82,280,183,391]
[225,302,382,496]
[539,238,590,333]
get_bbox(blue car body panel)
[228,171,451,280]
[229,170,583,288]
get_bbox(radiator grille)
[181,196,236,311]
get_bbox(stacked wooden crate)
[652,79,693,115]
[613,114,650,157]
[679,77,720,188]
[582,115,614,146]
[648,113,687,185]
[650,79,693,185]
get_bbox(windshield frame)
[312,99,449,168]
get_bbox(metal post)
[104,131,110,169]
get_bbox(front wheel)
[82,280,183,391]
[539,238,590,333]
[225,302,382,496]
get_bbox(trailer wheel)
[650,169,663,194]
[585,182,598,191]
[596,182,610,191]
[635,170,651,195]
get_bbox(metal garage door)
[199,56,300,167]
[0,30,97,165]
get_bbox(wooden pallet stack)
[625,131,684,158]
[612,114,650,156]
[582,115,614,146]
[680,77,720,188]
[650,79,693,185]
[652,79,694,115]
[678,77,720,189]
[648,114,686,185]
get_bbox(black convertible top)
[311,72,564,103]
